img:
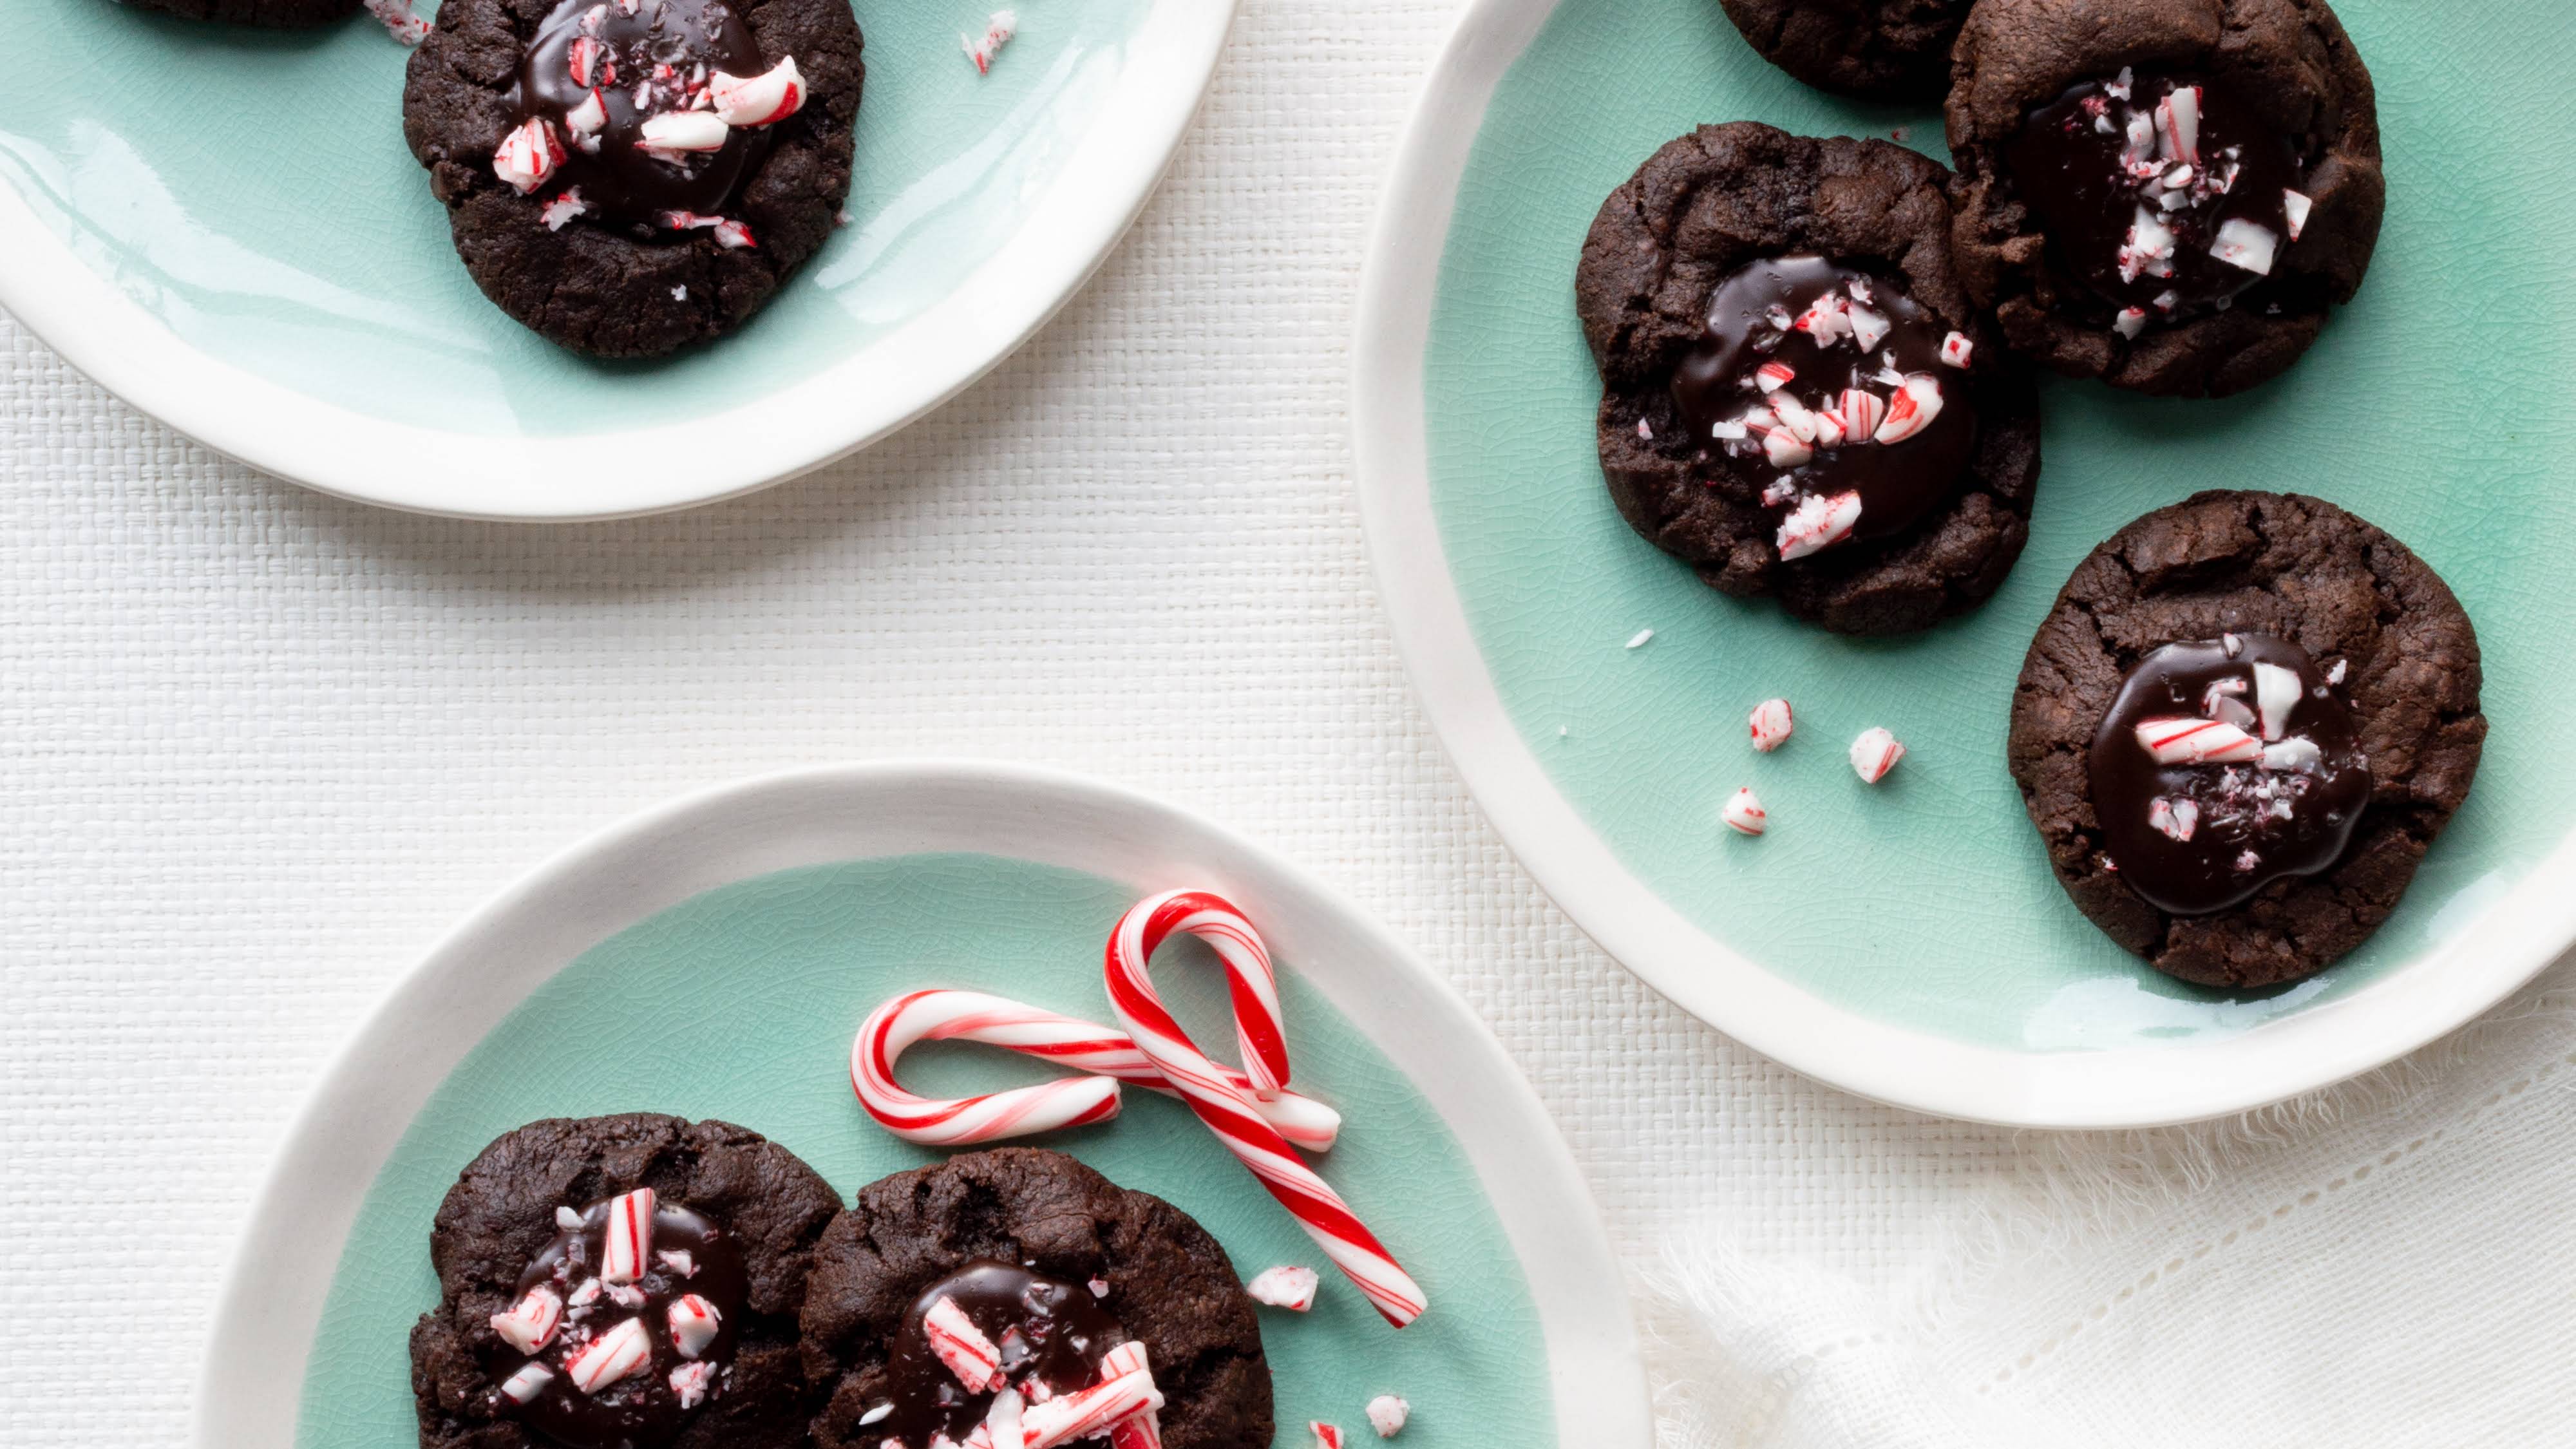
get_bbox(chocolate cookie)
[410,1113,843,1449]
[2008,491,2484,989]
[803,1148,1273,1449]
[1716,0,1973,102]
[1577,122,2043,635]
[1946,0,2383,397]
[402,0,864,357]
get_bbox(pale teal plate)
[1352,0,2576,1124]
[193,765,1643,1449]
[0,0,1231,517]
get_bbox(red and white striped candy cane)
[851,990,1341,1151]
[1103,890,1428,1328]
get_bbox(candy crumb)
[672,285,688,301]
[1087,1278,1110,1298]
[364,0,430,44]
[1624,628,1654,650]
[963,10,1018,73]
[1312,1425,1345,1449]
[1245,1265,1320,1312]
[1365,1397,1410,1438]
[1747,697,1793,753]
[1849,728,1905,784]
[1721,787,1766,837]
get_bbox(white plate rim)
[0,0,1235,522]
[191,759,1647,1449]
[1347,0,2576,1129]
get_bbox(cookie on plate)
[2008,491,2484,989]
[802,1147,1273,1449]
[1577,122,2043,635]
[113,0,361,26]
[402,0,865,357]
[409,1113,843,1449]
[1715,0,1974,102]
[1945,0,2383,397]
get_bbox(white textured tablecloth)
[5,3,2570,1444]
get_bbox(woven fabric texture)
[2,3,2567,1445]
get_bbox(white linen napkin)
[1640,961,2576,1448]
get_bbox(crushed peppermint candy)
[1721,786,1767,837]
[670,1360,717,1410]
[1365,1396,1410,1438]
[500,1361,556,1403]
[964,10,1018,74]
[1848,727,1905,784]
[1245,1265,1320,1312]
[564,1314,654,1394]
[539,188,590,231]
[1624,628,1654,650]
[1312,1425,1346,1449]
[1747,697,1794,753]
[365,0,430,44]
[925,1294,1006,1390]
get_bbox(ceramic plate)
[1352,0,2576,1126]
[0,0,1231,518]
[193,762,1643,1449]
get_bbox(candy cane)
[851,990,1341,1151]
[1103,891,1428,1328]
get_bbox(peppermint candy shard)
[1776,489,1861,561]
[710,56,806,127]
[493,117,566,194]
[2155,85,2201,166]
[1312,1426,1346,1449]
[670,1360,716,1410]
[1754,361,1795,393]
[2260,738,2322,773]
[556,1205,585,1231]
[1244,1265,1320,1311]
[963,10,1018,74]
[1100,1343,1162,1449]
[2252,661,2302,740]
[1836,388,1887,440]
[1846,303,1891,354]
[658,1248,696,1277]
[500,1362,554,1404]
[1871,375,1942,445]
[1365,1397,1410,1439]
[600,1187,654,1284]
[2282,189,2313,242]
[490,1284,564,1354]
[567,88,608,136]
[714,218,757,250]
[2133,717,2261,765]
[985,1386,1028,1449]
[1019,1367,1164,1449]
[1938,332,1973,369]
[668,1293,723,1358]
[2148,797,2200,842]
[2114,308,2148,339]
[860,1403,897,1427]
[2209,218,2278,276]
[1848,727,1905,784]
[923,1294,1004,1391]
[1754,422,1811,469]
[639,110,730,154]
[1747,697,1794,753]
[539,189,589,232]
[564,1315,653,1394]
[1721,786,1766,837]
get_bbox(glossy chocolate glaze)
[498,1197,747,1449]
[873,1260,1125,1448]
[1672,255,1977,546]
[2089,635,2369,916]
[2004,71,2300,318]
[516,0,770,227]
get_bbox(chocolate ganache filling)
[872,1260,1128,1449]
[1672,256,1978,560]
[2088,634,2369,916]
[513,0,773,229]
[2004,70,2306,327]
[488,1189,747,1449]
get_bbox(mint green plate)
[0,0,1230,517]
[193,764,1642,1449]
[1352,0,2576,1125]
